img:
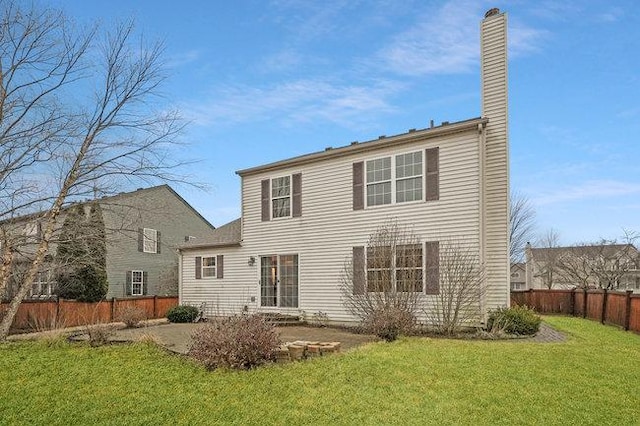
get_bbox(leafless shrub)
[27,310,67,333]
[116,305,147,328]
[426,240,484,336]
[364,306,416,342]
[85,324,115,347]
[188,314,280,370]
[310,311,329,328]
[341,221,421,340]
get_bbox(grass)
[1,316,639,425]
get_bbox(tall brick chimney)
[480,9,510,310]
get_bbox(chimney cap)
[484,8,500,18]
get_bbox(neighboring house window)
[362,148,432,210]
[138,228,161,254]
[271,176,291,218]
[143,228,157,253]
[261,174,302,221]
[23,222,41,242]
[30,271,55,298]
[131,270,144,296]
[126,270,147,296]
[195,255,224,279]
[202,256,216,277]
[511,282,525,291]
[184,236,196,242]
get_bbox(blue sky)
[47,0,640,245]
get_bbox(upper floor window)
[271,176,291,218]
[366,151,423,207]
[143,228,158,253]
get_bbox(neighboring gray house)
[525,242,640,291]
[178,10,510,326]
[510,263,526,290]
[1,185,216,299]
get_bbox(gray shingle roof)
[179,218,241,250]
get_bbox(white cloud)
[533,180,640,206]
[166,50,200,68]
[377,1,546,76]
[183,78,403,129]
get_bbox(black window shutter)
[195,256,202,279]
[137,228,144,252]
[425,241,440,294]
[352,162,364,210]
[217,255,224,279]
[425,148,439,201]
[126,271,132,296]
[261,179,270,222]
[292,173,302,217]
[142,271,148,295]
[156,231,161,254]
[353,246,365,295]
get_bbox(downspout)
[478,122,487,324]
[177,248,183,305]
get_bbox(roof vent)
[325,146,333,151]
[408,128,416,133]
[378,135,386,139]
[430,119,434,128]
[441,121,449,126]
[350,141,358,145]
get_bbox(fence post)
[111,297,116,322]
[624,290,633,331]
[56,297,61,325]
[582,289,588,319]
[153,295,158,319]
[600,288,608,325]
[569,289,576,316]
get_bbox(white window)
[202,256,216,277]
[511,272,520,278]
[271,176,291,218]
[143,228,158,253]
[23,222,40,242]
[30,271,55,298]
[131,270,144,295]
[366,151,423,207]
[511,282,525,291]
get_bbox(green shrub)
[188,314,280,370]
[166,305,199,323]
[487,305,541,335]
[364,306,416,342]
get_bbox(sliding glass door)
[260,254,298,308]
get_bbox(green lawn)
[1,317,639,425]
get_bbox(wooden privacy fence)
[0,296,178,333]
[511,289,640,333]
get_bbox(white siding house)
[179,9,510,325]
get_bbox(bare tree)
[0,2,192,339]
[340,221,422,339]
[555,244,596,290]
[589,237,638,290]
[533,228,562,289]
[509,192,536,263]
[427,240,484,335]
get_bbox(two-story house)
[525,242,640,291]
[178,9,510,325]
[1,185,216,300]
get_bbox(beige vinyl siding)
[235,130,481,323]
[481,12,510,313]
[180,247,255,316]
